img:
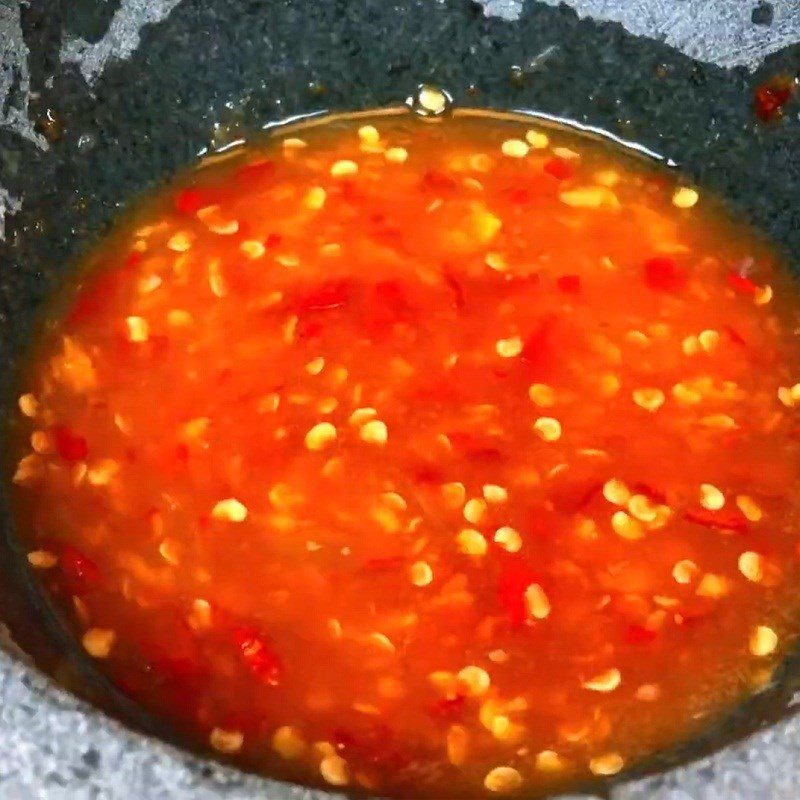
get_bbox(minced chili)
[10,109,800,797]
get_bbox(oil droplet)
[408,85,453,119]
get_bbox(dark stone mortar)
[1,1,799,797]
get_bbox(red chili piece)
[556,274,581,293]
[232,625,282,685]
[52,425,88,462]
[497,559,539,628]
[362,281,414,339]
[644,257,687,292]
[754,76,795,122]
[60,545,102,595]
[295,280,352,312]
[174,188,212,215]
[443,271,467,310]
[727,272,757,294]
[421,170,458,191]
[429,694,467,722]
[543,158,574,181]
[685,508,748,532]
[363,556,405,573]
[626,624,658,645]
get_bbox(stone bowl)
[1,1,799,797]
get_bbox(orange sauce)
[9,109,800,797]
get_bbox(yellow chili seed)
[559,186,618,209]
[528,383,556,407]
[357,124,380,145]
[385,146,408,164]
[583,668,621,692]
[211,498,248,523]
[672,559,698,585]
[18,393,38,417]
[525,583,551,619]
[303,186,327,210]
[456,529,488,557]
[754,284,773,305]
[736,494,763,522]
[167,231,192,252]
[632,387,665,412]
[628,494,657,522]
[525,129,550,149]
[533,417,561,442]
[672,186,699,208]
[82,628,116,659]
[209,727,244,754]
[602,478,630,506]
[699,483,725,511]
[320,754,350,786]
[125,316,149,343]
[535,750,564,772]
[458,665,491,697]
[464,497,488,525]
[501,139,529,158]
[483,484,508,504]
[485,252,508,272]
[496,336,523,358]
[305,422,338,451]
[750,625,778,657]
[611,510,644,540]
[330,159,358,178]
[272,725,306,760]
[594,169,619,187]
[696,573,730,598]
[494,526,523,553]
[738,551,764,582]
[589,753,624,776]
[441,482,466,509]
[410,561,434,587]
[27,550,58,569]
[240,239,265,259]
[698,329,720,352]
[484,766,523,793]
[360,419,388,445]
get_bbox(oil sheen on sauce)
[9,107,800,798]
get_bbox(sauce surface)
[10,108,800,798]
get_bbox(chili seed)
[739,551,764,582]
[331,160,358,178]
[82,628,115,659]
[272,725,306,760]
[27,550,58,569]
[589,752,624,776]
[532,417,561,442]
[360,420,388,446]
[672,187,699,209]
[320,754,350,786]
[501,139,529,159]
[484,766,523,793]
[525,583,551,619]
[750,625,778,656]
[305,422,338,451]
[209,727,244,754]
[211,498,248,522]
